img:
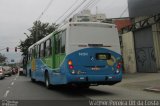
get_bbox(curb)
[144,87,160,92]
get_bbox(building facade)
[121,0,160,73]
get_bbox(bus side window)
[36,45,38,58]
[43,42,46,57]
[60,30,66,53]
[45,39,52,57]
[38,45,41,58]
[28,52,30,61]
[55,33,60,54]
[36,45,39,58]
[34,46,37,58]
[40,43,44,57]
[31,49,34,59]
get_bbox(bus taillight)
[68,60,73,66]
[69,65,74,69]
[68,60,74,69]
[117,63,121,69]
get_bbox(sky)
[0,0,128,63]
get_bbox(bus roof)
[59,22,115,29]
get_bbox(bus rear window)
[96,53,111,60]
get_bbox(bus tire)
[30,70,35,82]
[31,78,35,82]
[45,72,51,89]
[77,84,90,89]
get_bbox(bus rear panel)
[64,22,122,85]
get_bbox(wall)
[152,23,160,70]
[122,32,137,73]
[128,0,160,17]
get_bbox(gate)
[134,27,157,72]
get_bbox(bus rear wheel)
[30,70,35,82]
[45,72,51,89]
[77,84,90,89]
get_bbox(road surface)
[0,74,159,106]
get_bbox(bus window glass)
[45,39,52,56]
[31,49,34,58]
[38,45,41,58]
[29,49,31,60]
[40,43,44,57]
[61,30,66,53]
[44,42,46,57]
[36,45,39,58]
[34,46,37,58]
[55,33,60,54]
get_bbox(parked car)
[19,67,24,76]
[0,66,5,79]
[12,67,18,75]
[3,66,12,76]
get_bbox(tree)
[19,20,58,56]
[0,53,7,63]
[29,21,58,43]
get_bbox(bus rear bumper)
[66,74,122,85]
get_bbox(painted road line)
[11,82,14,85]
[4,90,10,98]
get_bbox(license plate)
[91,67,100,71]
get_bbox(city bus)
[27,22,122,88]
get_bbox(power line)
[76,0,100,16]
[84,0,98,10]
[88,0,100,10]
[36,0,55,21]
[59,0,87,24]
[66,0,96,19]
[82,0,95,10]
[54,0,80,23]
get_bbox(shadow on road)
[31,81,114,98]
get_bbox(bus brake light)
[69,65,74,69]
[117,63,121,69]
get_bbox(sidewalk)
[115,72,160,93]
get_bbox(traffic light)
[6,47,9,52]
[15,47,17,52]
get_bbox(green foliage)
[19,20,58,56]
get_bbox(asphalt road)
[0,74,160,106]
